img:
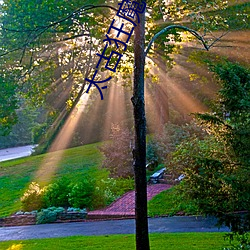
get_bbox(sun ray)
[35,93,89,184]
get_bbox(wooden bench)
[149,168,165,184]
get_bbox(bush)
[93,177,134,209]
[22,175,132,212]
[93,178,117,208]
[43,177,71,208]
[32,123,47,144]
[223,233,250,250]
[21,182,45,211]
[36,206,64,224]
[68,180,94,209]
[147,122,205,166]
[146,141,159,171]
[67,207,86,213]
[168,62,250,233]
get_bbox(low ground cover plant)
[36,206,65,224]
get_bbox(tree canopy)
[0,1,249,249]
[0,0,248,134]
[168,60,250,233]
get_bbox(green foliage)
[168,136,240,212]
[20,172,133,212]
[93,177,134,208]
[0,104,44,148]
[32,123,49,144]
[0,75,18,136]
[224,233,250,250]
[43,178,71,208]
[146,141,160,171]
[210,2,250,30]
[0,142,102,217]
[147,122,206,166]
[0,0,243,136]
[93,178,117,208]
[99,124,134,178]
[68,180,94,209]
[168,61,250,233]
[36,206,64,224]
[198,62,250,168]
[43,177,95,209]
[20,182,45,212]
[67,207,86,213]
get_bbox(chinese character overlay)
[85,70,110,100]
[96,44,123,72]
[117,0,146,26]
[85,0,146,100]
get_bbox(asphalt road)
[0,216,230,241]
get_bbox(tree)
[132,1,241,248]
[0,1,248,249]
[0,74,18,136]
[168,61,250,233]
[99,124,133,178]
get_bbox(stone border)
[0,212,87,227]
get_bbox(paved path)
[0,145,37,162]
[88,184,171,218]
[0,216,229,241]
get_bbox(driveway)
[0,145,36,162]
[0,216,229,241]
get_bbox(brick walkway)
[88,184,171,219]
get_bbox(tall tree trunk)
[131,1,150,250]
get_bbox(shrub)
[67,207,87,213]
[93,177,134,209]
[93,178,117,209]
[169,62,250,233]
[36,206,64,224]
[146,141,159,171]
[223,233,250,250]
[68,180,94,209]
[21,182,45,211]
[43,177,71,208]
[32,123,47,144]
[147,122,205,166]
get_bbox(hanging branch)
[1,4,117,33]
[0,4,117,57]
[145,24,229,56]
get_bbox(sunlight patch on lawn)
[35,94,89,184]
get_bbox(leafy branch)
[0,4,118,57]
[145,25,229,56]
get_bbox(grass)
[148,186,199,217]
[0,233,231,250]
[0,140,195,218]
[0,143,104,217]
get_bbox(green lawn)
[0,143,104,217]
[0,233,230,250]
[148,186,199,217]
[0,141,197,218]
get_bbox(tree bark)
[131,1,150,250]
